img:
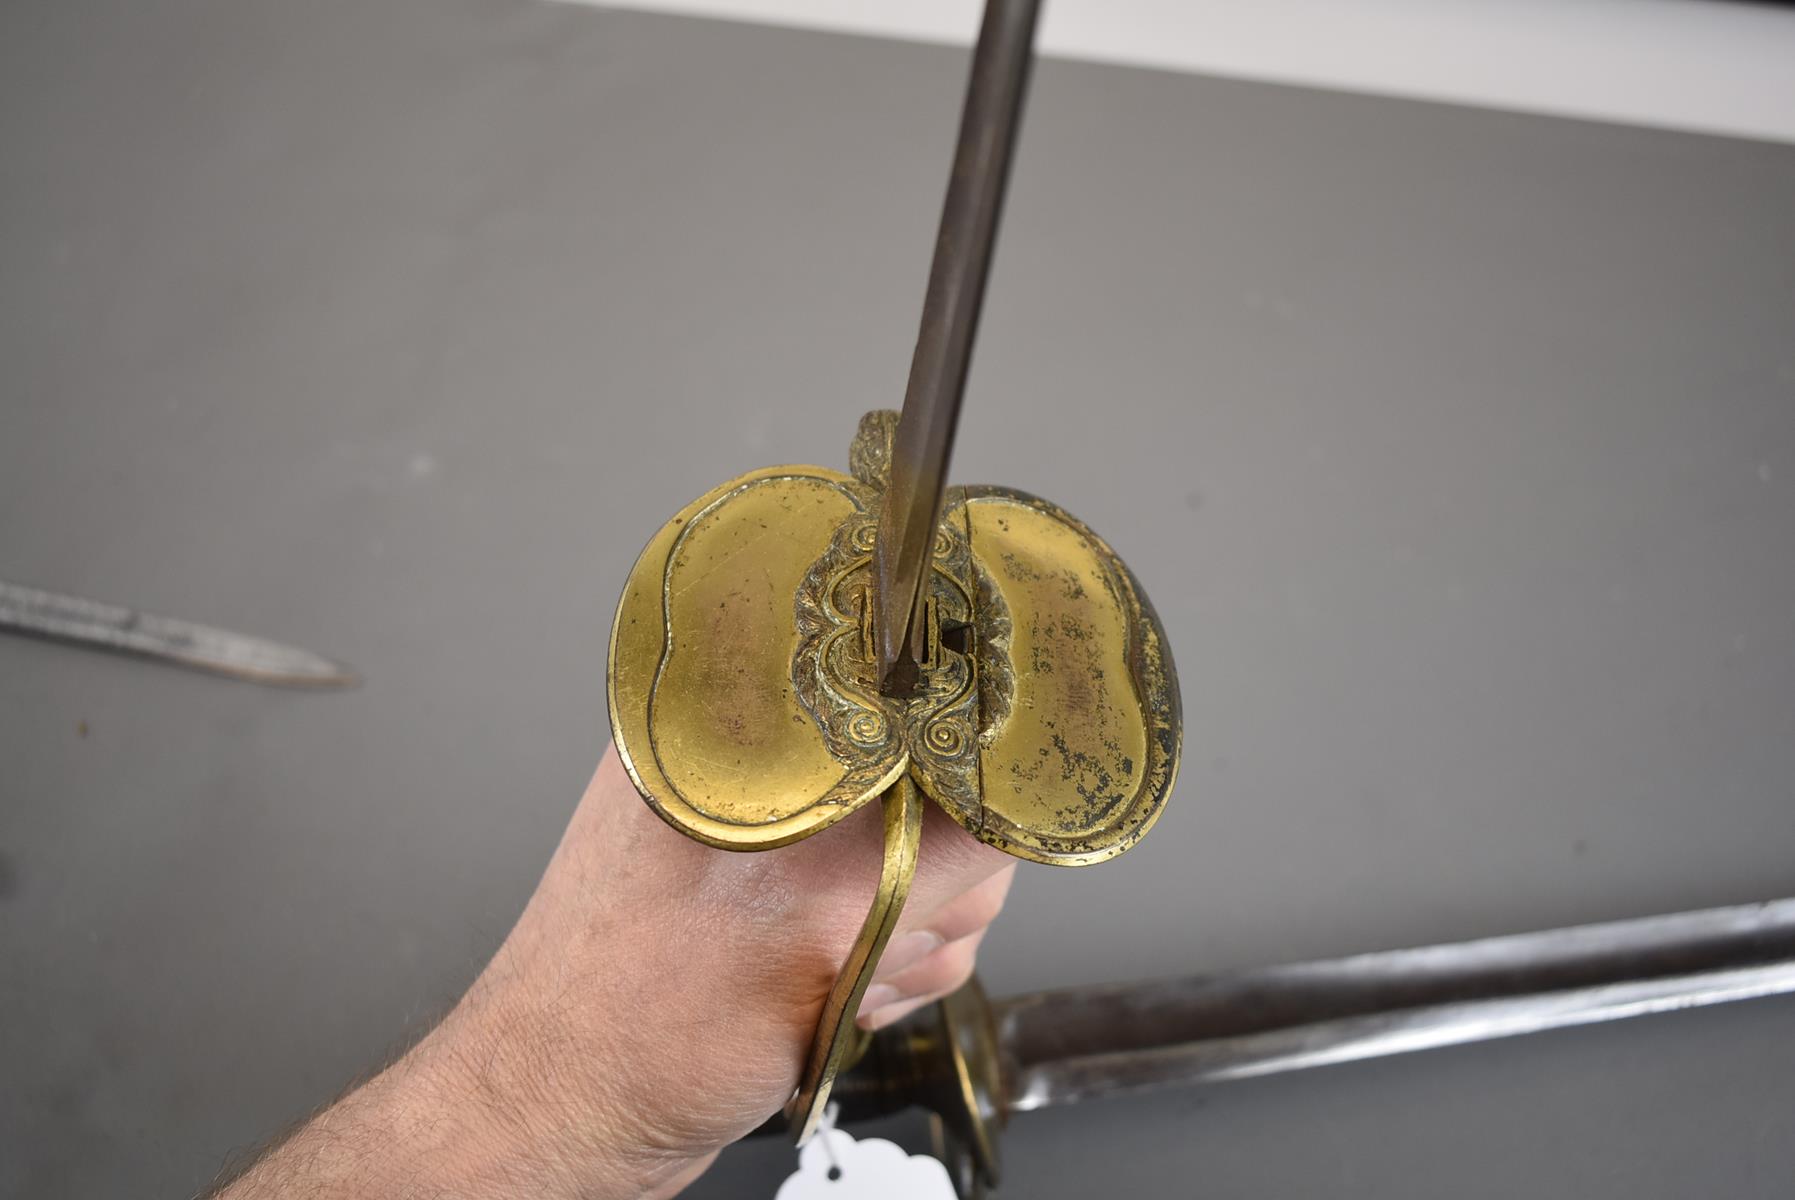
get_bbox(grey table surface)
[3,1,1793,1196]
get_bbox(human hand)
[215,744,1015,1199]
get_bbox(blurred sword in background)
[0,578,358,688]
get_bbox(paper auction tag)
[775,1122,956,1199]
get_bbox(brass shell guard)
[606,413,1182,1149]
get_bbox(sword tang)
[873,0,1040,696]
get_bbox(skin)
[212,744,1016,1199]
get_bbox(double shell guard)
[606,411,1181,1139]
[609,411,1181,865]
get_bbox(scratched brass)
[959,487,1179,864]
[607,413,1180,865]
[608,466,900,850]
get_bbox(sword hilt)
[749,976,1007,1198]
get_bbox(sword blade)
[0,579,359,689]
[997,899,1795,1113]
[873,0,1039,696]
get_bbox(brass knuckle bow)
[607,411,1181,1140]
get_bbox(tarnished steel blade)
[997,899,1795,1113]
[873,0,1040,696]
[0,579,360,689]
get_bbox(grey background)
[3,1,1793,1195]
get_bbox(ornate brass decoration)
[609,412,1179,867]
[791,414,1016,831]
[606,411,1181,1135]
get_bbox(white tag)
[774,1125,957,1199]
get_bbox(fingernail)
[858,984,900,1017]
[876,930,945,978]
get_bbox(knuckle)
[896,935,980,997]
[959,879,1009,928]
[926,867,1015,943]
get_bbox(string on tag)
[817,1103,843,1181]
[774,1101,958,1198]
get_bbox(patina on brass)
[609,411,1180,862]
[607,411,1182,1135]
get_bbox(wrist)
[415,969,706,1200]
[213,996,656,1200]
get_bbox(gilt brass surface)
[959,488,1179,864]
[939,976,1004,1189]
[609,465,901,850]
[786,776,925,1142]
[607,414,1181,864]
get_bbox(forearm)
[212,747,1010,1199]
[211,755,831,1200]
[211,1008,633,1200]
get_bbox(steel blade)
[0,579,359,689]
[873,0,1039,696]
[996,899,1795,1112]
